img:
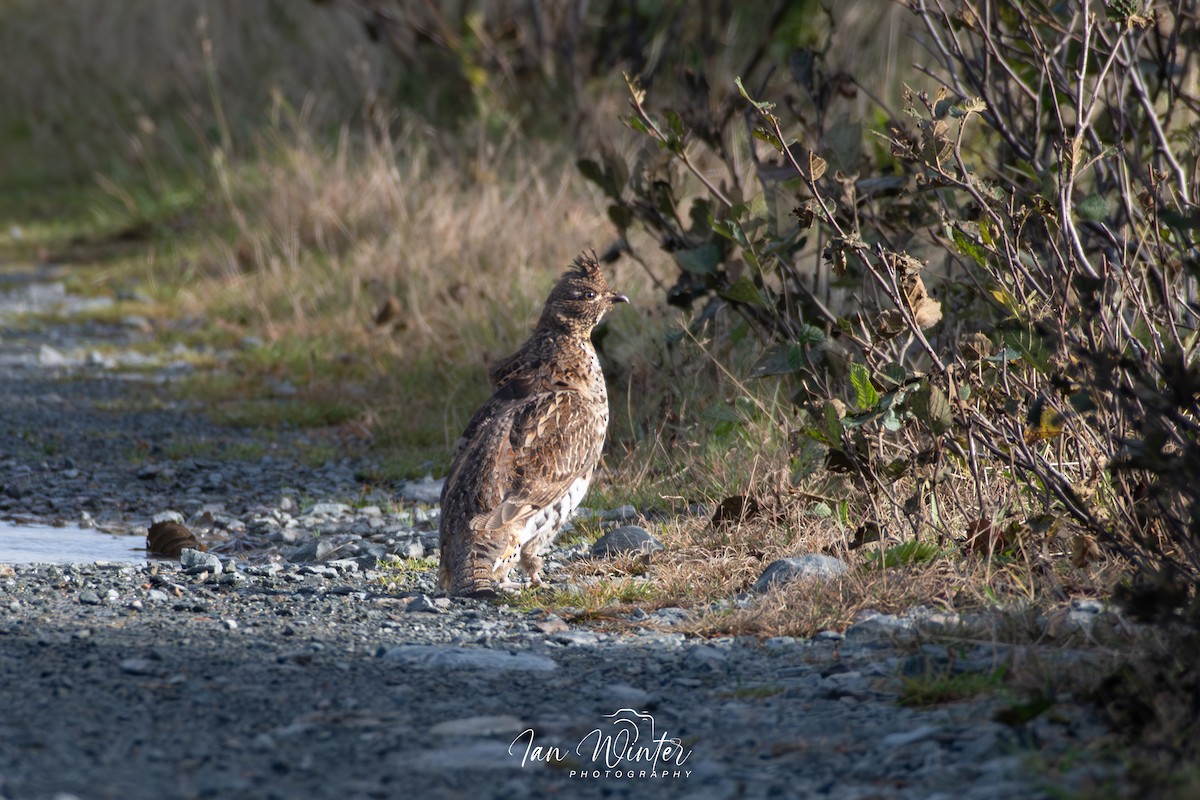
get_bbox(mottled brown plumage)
[438,254,628,597]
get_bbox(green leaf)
[881,362,908,387]
[720,276,766,307]
[750,344,806,378]
[1001,329,1052,374]
[863,541,943,569]
[626,115,651,136]
[822,401,843,441]
[576,156,625,200]
[703,403,743,438]
[607,204,632,230]
[1075,194,1109,221]
[673,244,720,275]
[849,362,880,410]
[710,215,750,249]
[577,158,605,190]
[926,384,952,435]
[911,382,953,435]
[665,110,685,139]
[801,402,844,447]
[950,227,988,268]
[752,127,784,150]
[796,324,825,346]
[734,76,777,120]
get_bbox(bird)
[438,253,629,597]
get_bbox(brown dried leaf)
[962,519,1015,554]
[146,521,203,558]
[912,297,943,329]
[903,274,942,329]
[876,309,907,339]
[961,332,994,361]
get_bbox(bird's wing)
[465,387,604,534]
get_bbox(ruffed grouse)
[438,254,628,597]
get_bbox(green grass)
[506,577,663,617]
[898,664,1008,707]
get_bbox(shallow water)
[0,520,144,563]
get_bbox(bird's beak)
[612,293,630,304]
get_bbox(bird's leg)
[519,546,544,588]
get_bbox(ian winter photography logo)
[509,708,693,779]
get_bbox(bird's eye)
[584,291,596,300]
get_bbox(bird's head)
[538,252,629,334]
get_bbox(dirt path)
[0,264,1126,800]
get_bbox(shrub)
[583,1,1200,614]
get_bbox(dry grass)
[519,472,1129,639]
[0,0,1136,640]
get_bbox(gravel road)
[0,265,1128,799]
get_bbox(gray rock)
[845,613,914,641]
[881,724,940,748]
[119,658,157,676]
[429,715,526,737]
[605,684,655,709]
[78,590,102,605]
[405,594,441,613]
[602,504,639,522]
[649,607,690,626]
[381,645,558,672]
[307,502,350,517]
[753,554,849,592]
[38,344,69,367]
[590,525,664,557]
[286,538,343,563]
[181,548,223,575]
[398,476,444,504]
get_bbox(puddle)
[0,520,145,564]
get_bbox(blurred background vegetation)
[3,1,1200,786]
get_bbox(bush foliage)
[574,1,1200,615]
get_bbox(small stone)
[752,554,849,592]
[222,619,239,630]
[429,715,526,737]
[308,502,350,517]
[533,615,569,634]
[405,594,441,613]
[78,590,102,606]
[181,548,223,575]
[552,630,606,646]
[602,504,639,522]
[606,684,655,709]
[398,476,444,504]
[649,607,690,626]
[39,344,69,367]
[764,636,798,650]
[591,526,664,558]
[286,538,341,563]
[382,645,558,672]
[881,724,940,748]
[120,658,157,676]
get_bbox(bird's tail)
[441,526,518,597]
